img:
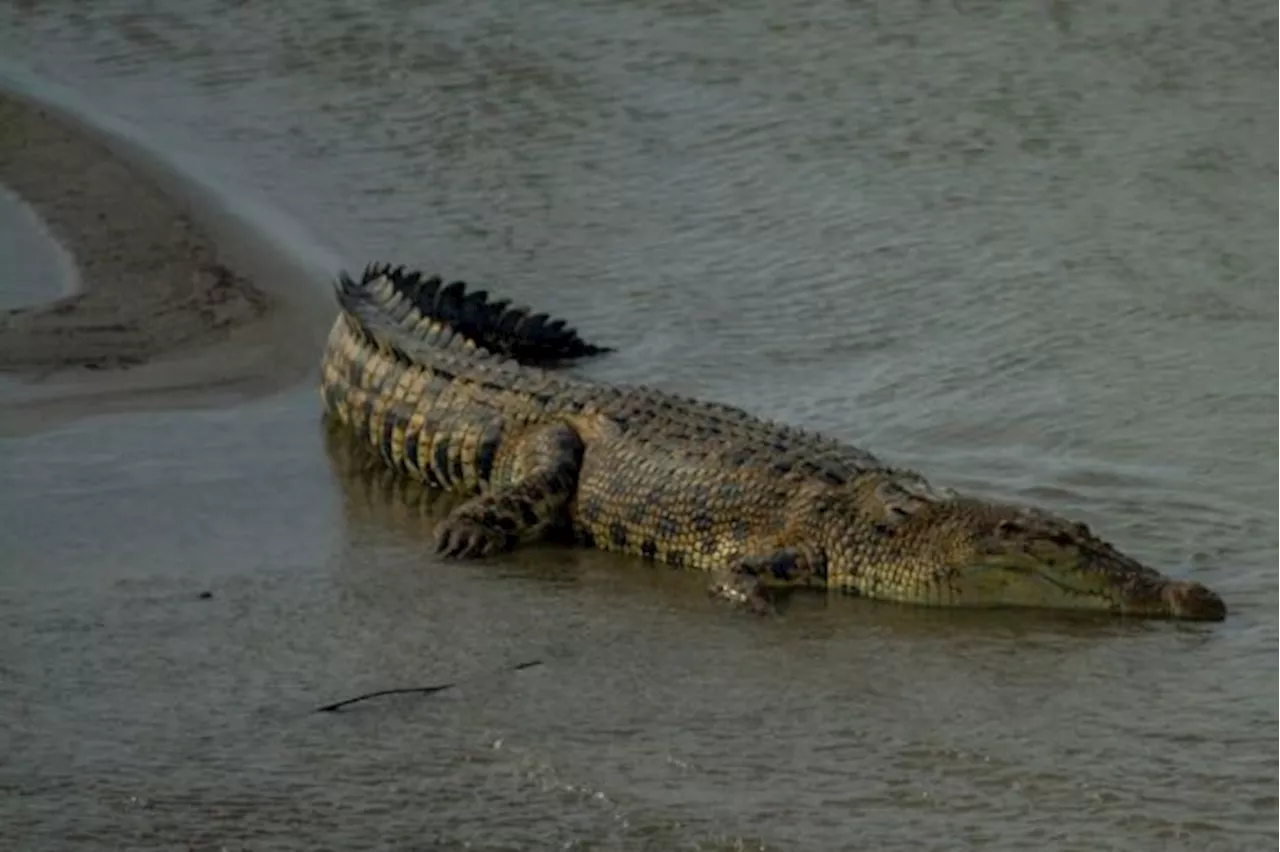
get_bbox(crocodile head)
[826,481,1226,621]
[945,504,1225,620]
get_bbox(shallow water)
[0,185,78,310]
[0,1,1276,849]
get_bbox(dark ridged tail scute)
[341,262,614,366]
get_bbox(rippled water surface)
[0,1,1276,849]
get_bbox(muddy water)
[0,1,1275,849]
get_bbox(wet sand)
[0,88,335,435]
[0,91,270,371]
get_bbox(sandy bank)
[0,84,337,434]
[0,92,271,370]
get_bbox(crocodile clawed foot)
[708,575,788,616]
[433,519,510,559]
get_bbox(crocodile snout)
[1161,581,1227,622]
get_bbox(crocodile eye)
[996,519,1024,535]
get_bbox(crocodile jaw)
[1151,580,1227,621]
[947,561,1227,621]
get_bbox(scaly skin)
[319,264,1227,621]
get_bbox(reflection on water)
[322,414,461,536]
[0,0,1275,849]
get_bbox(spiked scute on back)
[340,262,613,365]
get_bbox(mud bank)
[0,74,338,434]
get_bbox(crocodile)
[319,263,1227,622]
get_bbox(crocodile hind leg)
[433,422,584,558]
[710,547,826,614]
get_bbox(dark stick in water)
[315,659,544,712]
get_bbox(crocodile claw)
[433,519,508,559]
[708,575,786,616]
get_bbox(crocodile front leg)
[710,547,827,614]
[434,422,584,558]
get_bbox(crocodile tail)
[335,262,614,365]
